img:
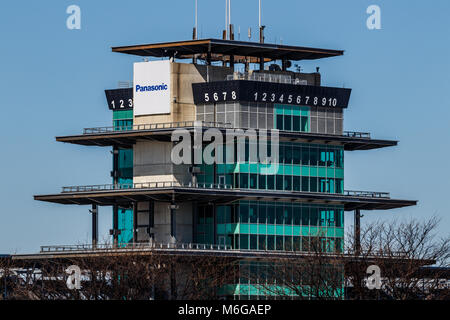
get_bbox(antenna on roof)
[225,0,228,39]
[193,0,198,40]
[259,0,265,43]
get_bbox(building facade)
[34,39,417,299]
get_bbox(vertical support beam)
[354,209,361,255]
[193,202,198,243]
[113,205,119,248]
[112,146,119,247]
[149,200,154,241]
[170,198,176,244]
[133,202,138,244]
[259,56,264,71]
[213,204,217,245]
[229,55,235,70]
[91,204,98,248]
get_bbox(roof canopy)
[112,39,344,61]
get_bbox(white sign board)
[133,60,171,116]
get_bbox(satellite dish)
[269,64,281,71]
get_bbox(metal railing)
[344,190,390,198]
[343,131,371,139]
[39,243,409,259]
[61,181,390,199]
[83,121,232,135]
[226,72,308,85]
[40,242,232,253]
[61,181,233,193]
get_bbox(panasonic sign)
[133,60,171,116]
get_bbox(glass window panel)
[293,115,300,131]
[284,206,293,225]
[293,207,301,225]
[276,206,284,225]
[250,235,258,249]
[284,175,292,191]
[240,204,249,223]
[267,235,275,250]
[293,176,301,191]
[276,175,284,190]
[240,234,249,250]
[276,236,284,250]
[249,204,258,223]
[250,174,258,189]
[267,175,275,190]
[259,235,267,250]
[267,205,275,224]
[284,115,292,131]
[258,174,267,190]
[258,204,267,224]
[276,114,283,130]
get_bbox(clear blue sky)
[0,0,449,253]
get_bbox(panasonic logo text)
[135,83,168,92]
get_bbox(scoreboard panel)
[192,80,352,108]
[105,88,133,111]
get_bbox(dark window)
[258,205,267,224]
[301,116,308,132]
[310,208,319,226]
[284,115,292,131]
[293,207,301,225]
[267,175,275,190]
[258,175,267,190]
[249,204,258,223]
[276,115,283,130]
[240,173,249,189]
[310,177,318,193]
[240,204,249,224]
[293,146,301,164]
[293,176,301,191]
[284,175,292,191]
[284,206,292,225]
[267,235,275,250]
[284,236,293,251]
[240,234,249,249]
[301,207,309,225]
[276,206,284,225]
[276,236,284,250]
[250,235,258,250]
[276,175,284,190]
[267,206,275,224]
[259,235,267,250]
[250,174,258,189]
[301,177,309,192]
[293,115,300,131]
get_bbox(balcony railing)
[61,181,233,193]
[343,131,371,139]
[83,121,232,134]
[40,242,233,253]
[344,190,390,198]
[39,242,409,259]
[61,181,390,199]
[226,72,309,85]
